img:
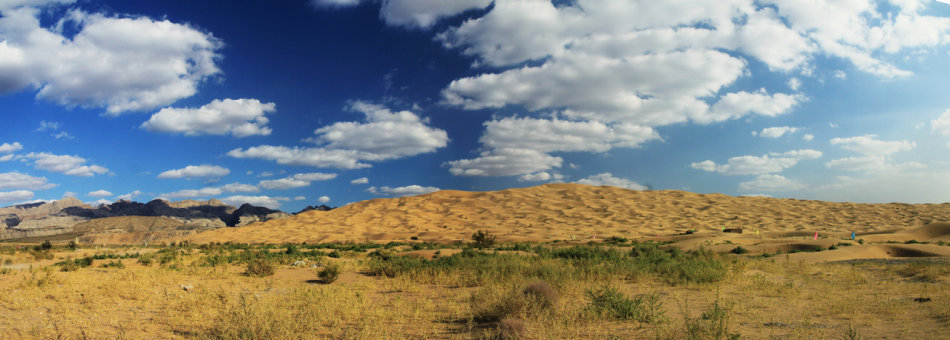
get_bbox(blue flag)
[851,231,855,240]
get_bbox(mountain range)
[0,197,329,242]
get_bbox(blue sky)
[3,0,950,211]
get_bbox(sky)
[3,0,950,211]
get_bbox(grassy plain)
[1,238,948,339]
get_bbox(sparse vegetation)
[0,239,947,339]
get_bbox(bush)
[101,260,125,269]
[58,257,94,272]
[318,263,341,283]
[35,240,52,251]
[472,230,497,249]
[585,285,662,323]
[244,258,276,277]
[284,244,300,255]
[138,253,154,266]
[730,246,748,254]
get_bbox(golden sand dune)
[187,183,950,247]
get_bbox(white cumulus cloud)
[691,149,822,175]
[231,102,447,169]
[380,0,493,28]
[220,195,282,210]
[0,4,222,114]
[116,190,142,201]
[446,148,563,177]
[518,172,563,182]
[829,135,915,156]
[0,172,55,190]
[0,190,34,203]
[576,173,647,190]
[0,142,23,153]
[368,185,440,197]
[317,195,330,203]
[756,126,800,138]
[738,174,805,192]
[141,98,275,137]
[86,189,112,198]
[350,177,369,185]
[258,172,337,190]
[157,165,230,179]
[157,182,258,200]
[931,109,950,135]
[22,152,108,176]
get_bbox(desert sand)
[186,183,950,262]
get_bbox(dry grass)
[0,242,948,339]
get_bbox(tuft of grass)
[471,281,560,322]
[683,297,739,340]
[522,282,559,310]
[585,285,663,323]
[498,318,527,339]
[730,246,748,254]
[318,263,341,284]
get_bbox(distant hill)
[296,204,333,214]
[0,197,292,242]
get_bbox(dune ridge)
[187,183,950,245]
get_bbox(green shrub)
[284,244,299,255]
[101,260,125,269]
[327,250,342,258]
[472,230,497,249]
[245,258,276,277]
[630,245,727,285]
[541,245,624,261]
[58,256,94,272]
[318,263,341,283]
[138,253,154,266]
[35,240,52,251]
[730,246,748,254]
[585,285,662,323]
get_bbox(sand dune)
[187,184,950,253]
